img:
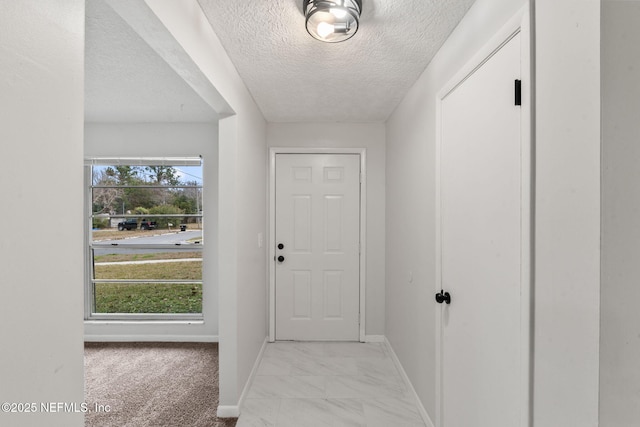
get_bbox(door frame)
[434,5,532,427]
[268,147,367,342]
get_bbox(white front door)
[439,32,525,426]
[275,154,361,341]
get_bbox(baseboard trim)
[216,405,239,418]
[216,337,268,419]
[237,337,268,412]
[84,335,219,343]
[384,337,435,427]
[364,334,385,343]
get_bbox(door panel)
[440,33,523,426]
[275,154,360,341]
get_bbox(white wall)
[267,123,386,336]
[145,0,268,414]
[385,0,528,418]
[533,1,600,425]
[601,1,640,425]
[0,1,85,426]
[84,122,219,340]
[387,0,601,423]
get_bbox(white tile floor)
[236,342,426,427]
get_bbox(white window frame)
[84,157,204,321]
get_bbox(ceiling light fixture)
[303,0,362,43]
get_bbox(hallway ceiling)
[85,0,476,123]
[197,0,476,122]
[85,0,218,123]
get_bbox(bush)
[148,205,185,229]
[133,206,150,215]
[92,218,109,229]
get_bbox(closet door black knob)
[277,255,285,263]
[277,243,284,250]
[435,290,451,305]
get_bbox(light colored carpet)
[84,342,237,427]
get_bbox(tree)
[123,186,156,211]
[172,180,201,216]
[137,166,181,206]
[106,166,140,186]
[144,166,181,186]
[92,168,121,214]
[92,164,199,222]
[173,194,197,215]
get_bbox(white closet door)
[440,33,524,427]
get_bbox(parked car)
[117,218,157,231]
[117,219,138,231]
[140,219,157,230]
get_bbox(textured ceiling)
[85,0,217,123]
[86,0,476,123]
[197,0,476,122]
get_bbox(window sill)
[84,320,205,326]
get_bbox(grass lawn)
[95,260,201,280]
[94,260,202,313]
[95,283,202,313]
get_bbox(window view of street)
[87,160,204,317]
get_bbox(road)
[93,230,203,255]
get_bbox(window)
[85,157,203,320]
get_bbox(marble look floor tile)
[325,375,407,399]
[289,356,359,376]
[257,357,293,375]
[241,342,425,427]
[263,342,326,361]
[323,342,388,359]
[248,375,325,399]
[275,399,333,427]
[236,399,280,427]
[325,398,366,427]
[355,357,404,385]
[362,397,426,427]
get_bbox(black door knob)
[277,243,284,250]
[435,290,451,305]
[277,255,285,263]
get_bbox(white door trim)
[434,5,532,427]
[268,147,367,342]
